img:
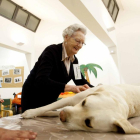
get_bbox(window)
[112,5,119,21]
[0,0,40,32]
[108,0,115,14]
[0,0,16,19]
[15,9,29,26]
[26,15,40,31]
[102,0,119,22]
[103,0,110,7]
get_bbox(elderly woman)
[21,23,94,112]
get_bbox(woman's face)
[64,31,85,56]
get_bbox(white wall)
[116,10,140,85]
[0,16,35,53]
[33,0,120,86]
[0,47,30,99]
[34,20,65,62]
[0,0,121,99]
[0,16,35,98]
[81,0,117,45]
[76,30,120,86]
[34,21,120,86]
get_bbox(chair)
[0,103,4,117]
[12,92,22,114]
[3,99,13,110]
[0,99,13,117]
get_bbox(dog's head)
[59,89,140,134]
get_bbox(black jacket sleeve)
[33,45,65,94]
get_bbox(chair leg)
[3,111,6,117]
[3,110,13,117]
[0,111,3,118]
[0,104,4,117]
[8,110,13,116]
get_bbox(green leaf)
[80,64,86,78]
[88,68,92,74]
[86,63,103,71]
[80,63,103,78]
[80,64,86,69]
[86,64,97,78]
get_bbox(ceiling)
[11,0,76,21]
[11,0,140,21]
[10,0,140,47]
[11,0,140,22]
[117,0,140,13]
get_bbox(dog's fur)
[22,84,140,134]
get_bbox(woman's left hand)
[82,84,90,89]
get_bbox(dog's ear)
[113,119,140,134]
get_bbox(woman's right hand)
[0,99,4,103]
[64,84,90,93]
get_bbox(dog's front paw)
[22,109,37,119]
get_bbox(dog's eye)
[85,119,92,128]
[82,100,86,106]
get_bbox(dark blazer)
[21,43,93,112]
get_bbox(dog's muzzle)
[60,110,67,122]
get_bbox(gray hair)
[62,24,87,39]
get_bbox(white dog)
[22,84,140,134]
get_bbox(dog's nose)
[60,110,66,122]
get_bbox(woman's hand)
[0,99,4,103]
[0,128,37,140]
[64,84,90,93]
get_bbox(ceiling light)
[17,42,24,46]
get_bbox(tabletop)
[0,114,140,140]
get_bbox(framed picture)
[4,78,12,83]
[14,76,22,83]
[0,77,3,83]
[2,69,9,76]
[13,69,21,75]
